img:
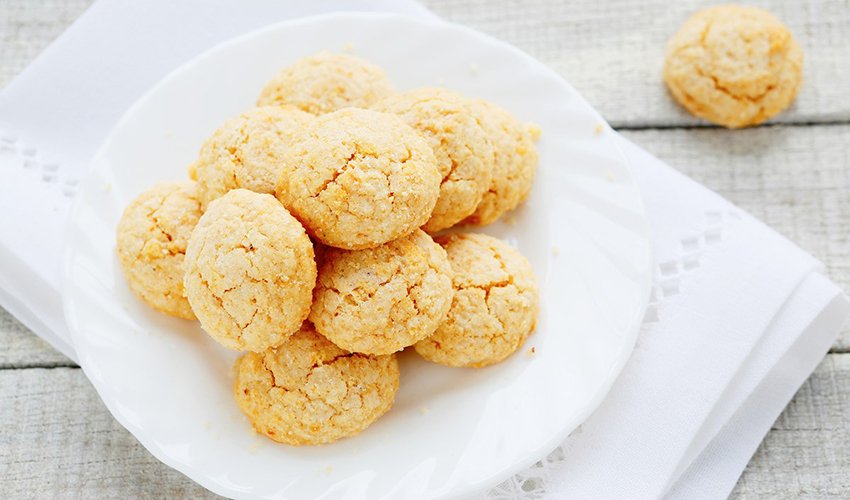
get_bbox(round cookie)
[373,88,494,233]
[190,106,313,209]
[275,107,441,250]
[663,5,803,128]
[183,189,316,351]
[256,52,395,115]
[233,322,399,445]
[414,233,538,368]
[310,229,454,355]
[464,100,539,226]
[116,182,202,319]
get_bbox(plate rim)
[62,10,652,499]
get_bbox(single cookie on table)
[256,52,395,115]
[464,100,539,226]
[373,88,494,233]
[183,189,316,352]
[233,322,399,445]
[190,106,313,209]
[276,107,441,250]
[663,5,803,128]
[415,233,538,368]
[310,229,454,355]
[116,182,202,319]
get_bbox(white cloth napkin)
[0,1,846,498]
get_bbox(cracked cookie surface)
[233,323,399,445]
[190,106,313,209]
[256,52,394,115]
[415,233,538,368]
[275,107,441,250]
[116,182,202,319]
[663,5,803,128]
[310,229,454,355]
[183,189,316,351]
[464,100,539,226]
[373,88,493,233]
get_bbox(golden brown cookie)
[415,233,538,368]
[373,88,494,233]
[233,323,399,445]
[256,52,394,115]
[190,106,313,209]
[663,5,803,128]
[310,229,454,355]
[183,189,316,351]
[464,100,539,226]
[275,107,441,250]
[116,182,202,319]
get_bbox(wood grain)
[1,356,848,498]
[731,354,850,498]
[0,367,217,499]
[1,0,849,498]
[4,0,849,127]
[0,0,91,88]
[0,313,71,369]
[422,0,850,128]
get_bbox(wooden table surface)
[2,0,849,497]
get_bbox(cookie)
[116,182,202,319]
[373,88,494,233]
[464,100,539,226]
[256,52,394,115]
[190,106,313,209]
[310,229,454,355]
[183,189,316,351]
[663,5,803,128]
[233,322,399,445]
[275,107,441,250]
[414,233,538,368]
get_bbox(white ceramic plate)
[63,12,651,500]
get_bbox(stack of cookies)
[115,52,540,446]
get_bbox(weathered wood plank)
[423,0,850,128]
[0,313,72,368]
[0,367,218,498]
[1,1,848,496]
[731,354,850,498]
[1,355,848,497]
[620,125,850,350]
[0,0,92,87]
[2,0,849,128]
